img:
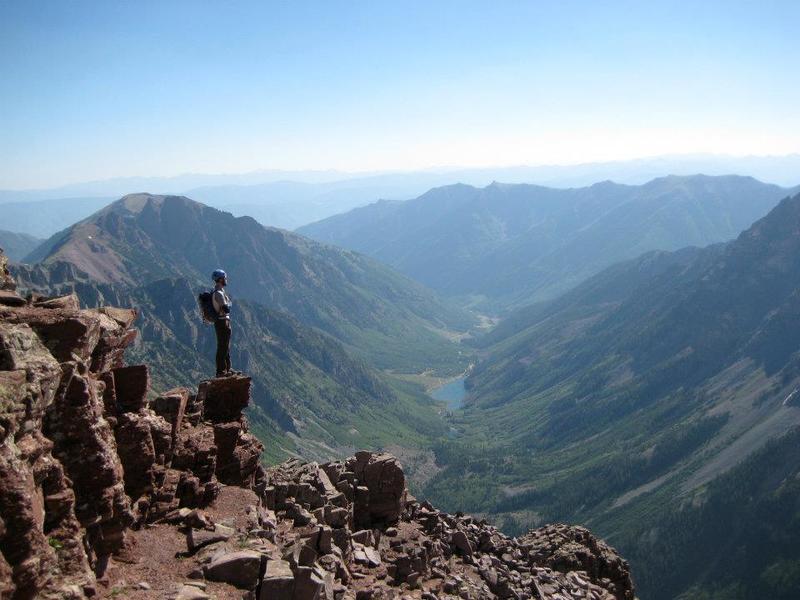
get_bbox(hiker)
[211,269,232,377]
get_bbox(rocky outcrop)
[0,250,24,308]
[250,457,635,600]
[0,248,634,599]
[0,250,265,599]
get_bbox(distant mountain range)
[423,190,800,599]
[0,229,42,260]
[4,154,800,237]
[24,193,473,374]
[300,175,798,311]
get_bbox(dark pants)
[214,318,231,376]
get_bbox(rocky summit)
[0,247,634,599]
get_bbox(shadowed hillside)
[423,190,800,599]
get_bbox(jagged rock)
[33,293,80,311]
[44,364,133,560]
[114,410,172,504]
[260,558,294,600]
[213,420,265,486]
[111,364,149,413]
[204,549,263,589]
[346,452,406,527]
[187,524,234,552]
[0,318,94,597]
[173,424,217,484]
[90,308,137,374]
[0,250,15,291]
[363,546,382,567]
[451,530,474,559]
[196,375,251,423]
[520,524,634,600]
[0,290,25,307]
[287,502,315,527]
[152,387,189,439]
[324,506,349,529]
[1,306,104,364]
[0,322,62,435]
[351,530,374,547]
[294,565,326,600]
[174,584,211,600]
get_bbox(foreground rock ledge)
[0,248,634,599]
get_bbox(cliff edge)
[0,248,634,600]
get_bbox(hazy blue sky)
[1,0,799,188]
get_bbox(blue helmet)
[212,269,227,282]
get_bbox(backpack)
[198,291,217,323]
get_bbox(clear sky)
[1,0,799,188]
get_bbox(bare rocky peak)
[105,193,181,215]
[0,276,634,599]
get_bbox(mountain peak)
[108,192,198,215]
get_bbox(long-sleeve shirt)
[212,287,231,320]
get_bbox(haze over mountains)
[0,229,41,261]
[3,154,800,238]
[300,175,797,310]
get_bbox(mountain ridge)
[0,229,42,261]
[299,174,797,311]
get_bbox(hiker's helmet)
[212,269,227,282]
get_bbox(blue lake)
[431,376,467,410]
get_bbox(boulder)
[174,584,211,600]
[112,364,149,413]
[452,530,474,558]
[152,387,189,438]
[204,549,263,589]
[4,308,103,364]
[172,424,217,484]
[0,250,14,291]
[197,375,251,423]
[187,524,234,552]
[259,559,295,600]
[293,565,325,600]
[0,290,25,307]
[32,293,80,311]
[347,452,406,527]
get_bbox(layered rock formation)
[0,249,264,598]
[0,248,634,599]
